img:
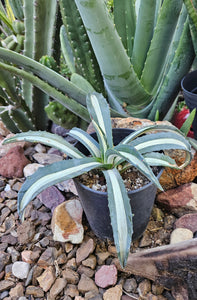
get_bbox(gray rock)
[12,261,30,279]
[33,152,63,164]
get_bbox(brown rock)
[77,265,95,278]
[25,285,44,298]
[0,146,30,178]
[156,183,197,213]
[96,252,110,265]
[175,213,197,233]
[37,247,58,268]
[37,266,56,292]
[62,268,80,284]
[137,279,152,296]
[49,278,67,299]
[0,280,15,292]
[76,238,95,264]
[9,283,24,298]
[65,284,79,298]
[82,254,97,269]
[78,274,98,294]
[0,252,10,272]
[52,199,84,244]
[17,220,35,244]
[103,284,122,300]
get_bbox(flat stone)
[0,280,15,292]
[37,186,65,213]
[156,183,197,213]
[62,268,80,284]
[52,199,84,243]
[95,265,117,288]
[25,285,44,298]
[7,247,19,263]
[21,250,34,264]
[23,163,44,177]
[170,228,193,244]
[33,152,63,164]
[175,213,197,233]
[36,266,56,292]
[76,238,95,264]
[12,261,30,279]
[0,146,30,178]
[77,265,95,278]
[78,274,98,294]
[56,179,78,195]
[17,220,35,244]
[49,278,67,298]
[103,284,122,300]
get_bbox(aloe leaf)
[91,120,107,159]
[0,48,87,105]
[18,157,103,220]
[86,93,113,148]
[60,25,75,74]
[102,168,133,267]
[132,0,157,78]
[60,0,105,94]
[143,152,178,168]
[9,0,24,20]
[107,144,163,190]
[0,61,90,122]
[180,108,196,136]
[74,0,151,106]
[114,0,136,58]
[183,0,197,31]
[71,73,95,93]
[3,130,85,158]
[140,0,183,94]
[68,127,101,157]
[148,18,195,120]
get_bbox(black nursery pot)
[181,70,197,139]
[74,128,163,241]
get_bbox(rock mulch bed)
[0,121,197,299]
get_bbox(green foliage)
[3,92,192,267]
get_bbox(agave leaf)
[91,120,107,159]
[143,152,178,168]
[106,144,163,190]
[68,127,101,157]
[131,132,191,154]
[18,157,103,220]
[3,131,85,158]
[120,124,183,144]
[102,168,133,268]
[86,93,113,148]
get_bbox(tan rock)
[37,266,56,292]
[62,268,80,284]
[78,274,98,294]
[103,284,122,300]
[52,199,84,244]
[82,255,97,270]
[9,283,24,298]
[65,284,79,298]
[170,228,193,244]
[76,238,95,264]
[49,278,67,299]
[25,285,44,298]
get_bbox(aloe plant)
[3,92,192,267]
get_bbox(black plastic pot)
[181,70,197,139]
[74,128,163,241]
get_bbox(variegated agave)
[3,92,192,267]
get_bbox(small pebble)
[12,261,30,279]
[170,228,193,244]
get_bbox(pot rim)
[181,69,197,95]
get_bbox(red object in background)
[172,106,194,138]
